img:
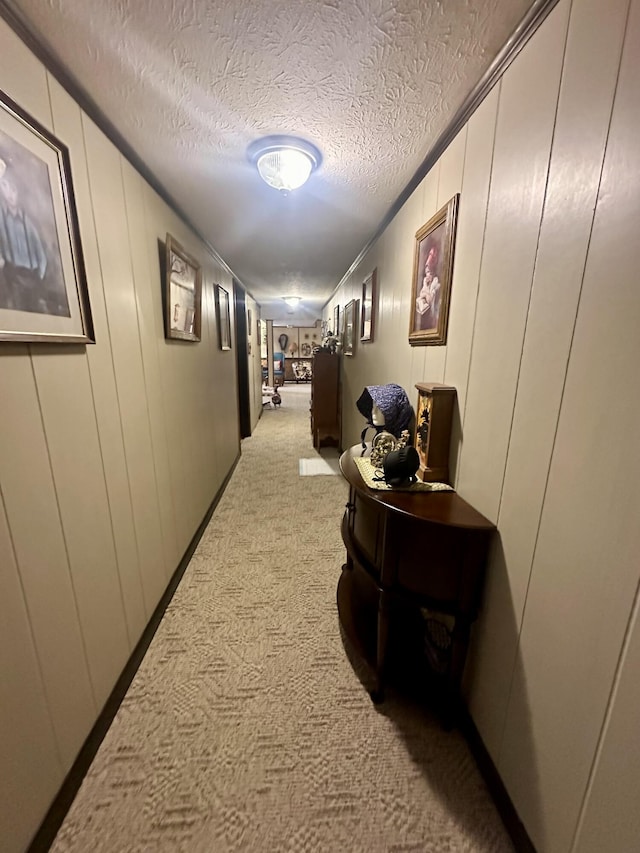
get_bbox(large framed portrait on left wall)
[0,89,94,343]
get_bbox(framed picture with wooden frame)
[333,304,340,337]
[360,268,377,342]
[343,298,358,356]
[0,88,94,343]
[409,194,459,346]
[215,284,232,350]
[164,233,201,341]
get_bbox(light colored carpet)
[299,457,341,476]
[52,384,513,853]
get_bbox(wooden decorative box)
[414,383,456,484]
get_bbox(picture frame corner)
[0,89,94,344]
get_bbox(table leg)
[371,588,390,703]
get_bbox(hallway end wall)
[326,0,640,850]
[0,18,240,851]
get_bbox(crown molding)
[0,0,247,293]
[327,0,562,303]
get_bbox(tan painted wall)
[272,323,322,359]
[0,19,240,851]
[327,0,640,850]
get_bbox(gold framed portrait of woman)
[409,194,459,346]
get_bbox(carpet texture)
[298,457,341,476]
[52,385,513,853]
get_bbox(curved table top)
[340,445,495,530]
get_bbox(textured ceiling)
[5,0,534,323]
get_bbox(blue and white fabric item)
[356,383,413,448]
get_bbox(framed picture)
[360,268,377,342]
[333,304,340,337]
[409,194,459,346]
[215,284,231,350]
[343,298,358,356]
[164,234,201,341]
[0,89,94,343]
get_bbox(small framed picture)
[215,284,231,350]
[360,268,377,342]
[333,304,340,337]
[0,88,94,343]
[409,194,459,346]
[343,298,358,356]
[164,234,202,341]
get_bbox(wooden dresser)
[338,445,495,725]
[310,350,341,449]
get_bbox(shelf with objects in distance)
[337,444,494,727]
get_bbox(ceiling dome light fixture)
[283,296,302,308]
[248,136,321,193]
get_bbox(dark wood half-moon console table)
[338,445,495,725]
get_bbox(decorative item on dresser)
[337,445,495,727]
[414,383,456,483]
[310,349,341,449]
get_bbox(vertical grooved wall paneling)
[427,125,467,385]
[121,160,178,577]
[445,84,499,483]
[50,80,146,646]
[472,0,631,781]
[0,20,97,782]
[327,0,640,850]
[572,586,640,853]
[407,167,438,393]
[0,14,241,848]
[0,347,96,764]
[83,117,167,611]
[455,0,571,524]
[499,0,640,847]
[0,495,63,853]
[141,192,192,552]
[30,346,130,707]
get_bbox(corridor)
[50,385,511,852]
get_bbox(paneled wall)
[0,19,240,852]
[272,323,322,358]
[326,0,640,850]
